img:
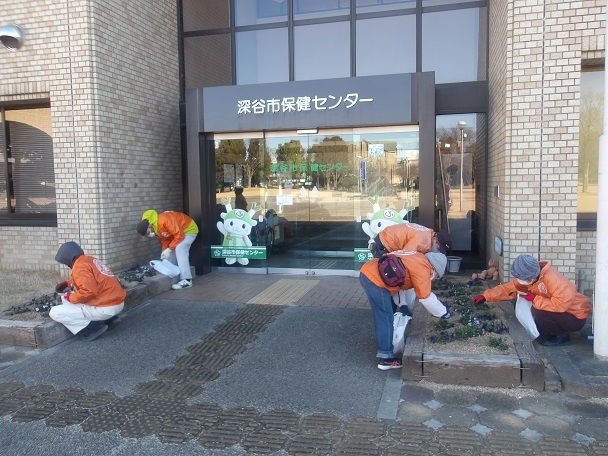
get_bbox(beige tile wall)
[0,0,181,273]
[488,0,605,284]
[487,0,508,279]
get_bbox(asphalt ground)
[0,273,608,455]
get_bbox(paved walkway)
[1,272,608,455]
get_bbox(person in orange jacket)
[360,250,449,370]
[137,209,199,290]
[370,222,451,257]
[370,222,451,310]
[50,241,126,341]
[472,254,591,346]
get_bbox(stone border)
[0,273,183,350]
[403,301,545,391]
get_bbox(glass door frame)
[212,125,421,277]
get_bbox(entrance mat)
[246,279,319,305]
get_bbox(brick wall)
[0,1,180,272]
[487,0,508,279]
[489,0,605,284]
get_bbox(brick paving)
[1,273,608,454]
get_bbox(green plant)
[455,325,483,339]
[426,277,510,347]
[488,337,509,351]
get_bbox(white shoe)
[172,279,192,290]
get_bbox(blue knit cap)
[510,254,540,281]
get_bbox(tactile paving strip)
[388,423,433,445]
[157,417,205,443]
[259,409,299,430]
[43,388,87,409]
[12,385,54,403]
[119,413,164,438]
[242,428,288,454]
[246,279,319,305]
[198,423,243,449]
[344,418,386,439]
[335,438,383,456]
[81,410,127,433]
[73,391,118,409]
[299,413,343,434]
[0,398,24,415]
[0,381,25,398]
[182,402,222,423]
[186,340,246,357]
[134,380,204,398]
[46,408,91,427]
[155,365,220,383]
[11,403,56,422]
[288,433,334,455]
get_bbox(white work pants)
[167,234,196,280]
[49,299,124,334]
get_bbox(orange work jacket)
[483,261,591,320]
[67,255,126,307]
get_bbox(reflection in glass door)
[213,126,420,275]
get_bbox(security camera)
[0,25,25,51]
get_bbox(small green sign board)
[211,246,267,259]
[354,248,373,262]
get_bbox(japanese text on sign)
[237,93,374,115]
[211,246,267,260]
[270,163,350,173]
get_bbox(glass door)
[264,129,360,274]
[212,126,420,275]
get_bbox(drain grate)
[246,279,319,305]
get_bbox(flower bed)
[402,276,544,390]
[425,278,515,355]
[0,265,157,321]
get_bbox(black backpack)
[378,254,407,287]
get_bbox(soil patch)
[424,277,516,356]
[0,265,157,322]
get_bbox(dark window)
[184,35,232,89]
[183,0,229,31]
[0,106,56,222]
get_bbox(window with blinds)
[0,106,56,219]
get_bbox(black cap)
[137,220,150,236]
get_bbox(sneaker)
[80,322,108,342]
[377,358,403,370]
[539,334,570,346]
[172,279,192,290]
[440,307,452,319]
[105,315,119,328]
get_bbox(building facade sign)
[201,74,413,132]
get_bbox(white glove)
[419,292,448,318]
[160,248,172,260]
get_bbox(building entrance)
[213,126,420,275]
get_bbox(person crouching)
[50,241,126,341]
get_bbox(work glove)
[473,295,486,305]
[55,281,69,292]
[64,292,73,302]
[161,248,172,260]
[522,291,536,302]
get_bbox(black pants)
[531,307,586,337]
